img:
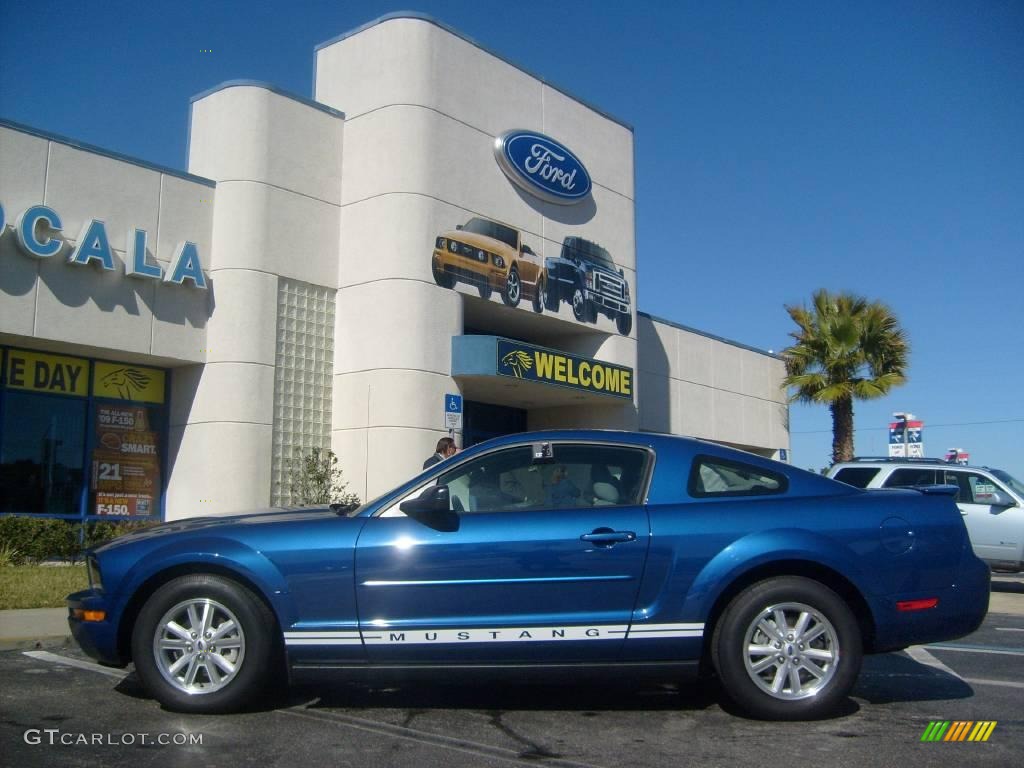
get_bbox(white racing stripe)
[285,622,704,646]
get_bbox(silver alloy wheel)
[506,268,520,303]
[152,598,246,695]
[742,601,839,700]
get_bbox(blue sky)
[2,1,1022,473]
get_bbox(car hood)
[441,229,512,253]
[94,507,338,553]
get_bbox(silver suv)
[827,458,1024,573]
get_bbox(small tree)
[286,448,361,510]
[782,289,909,464]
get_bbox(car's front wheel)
[711,576,862,720]
[571,286,595,323]
[502,265,521,307]
[131,574,278,714]
[615,311,632,335]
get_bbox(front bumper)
[67,589,127,667]
[585,288,629,314]
[432,250,506,290]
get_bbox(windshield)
[461,218,518,250]
[564,238,615,270]
[991,469,1024,497]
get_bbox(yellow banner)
[93,361,166,403]
[5,349,89,396]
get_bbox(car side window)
[946,471,1007,504]
[832,467,880,488]
[688,456,787,498]
[435,443,649,513]
[882,468,938,488]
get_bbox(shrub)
[0,516,160,562]
[284,448,361,510]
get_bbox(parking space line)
[926,643,1024,657]
[279,706,605,768]
[22,650,129,679]
[905,646,964,680]
[995,627,1024,632]
[962,677,1024,690]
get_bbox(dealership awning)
[451,335,634,410]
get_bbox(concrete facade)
[0,14,788,521]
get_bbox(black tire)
[432,262,455,289]
[502,265,521,307]
[131,574,278,714]
[711,576,862,720]
[477,281,492,300]
[571,285,594,323]
[543,274,560,311]
[616,311,633,336]
[532,277,545,314]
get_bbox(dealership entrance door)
[462,401,527,448]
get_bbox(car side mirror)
[399,485,460,531]
[979,490,1016,508]
[455,224,463,230]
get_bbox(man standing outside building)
[423,437,458,469]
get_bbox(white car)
[827,458,1024,573]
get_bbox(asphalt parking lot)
[3,577,1022,768]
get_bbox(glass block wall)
[271,278,336,506]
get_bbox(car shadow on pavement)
[852,652,975,704]
[289,678,721,714]
[991,579,1024,594]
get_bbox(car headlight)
[492,255,505,268]
[436,237,447,249]
[87,555,103,592]
[449,240,460,253]
[585,272,594,288]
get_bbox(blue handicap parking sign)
[445,394,463,414]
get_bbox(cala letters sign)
[0,201,207,289]
[493,130,592,205]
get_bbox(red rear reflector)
[897,598,938,612]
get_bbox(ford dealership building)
[0,14,789,521]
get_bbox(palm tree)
[782,289,909,464]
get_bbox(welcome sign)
[496,339,632,398]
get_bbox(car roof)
[831,458,997,472]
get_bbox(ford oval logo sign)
[494,131,592,206]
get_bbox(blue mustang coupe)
[68,431,989,720]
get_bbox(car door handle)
[580,529,636,547]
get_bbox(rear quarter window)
[831,467,881,488]
[688,456,788,498]
[882,468,939,488]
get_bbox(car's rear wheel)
[502,265,521,307]
[131,574,277,714]
[712,576,862,720]
[543,274,559,311]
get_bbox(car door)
[354,441,651,663]
[944,469,1023,565]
